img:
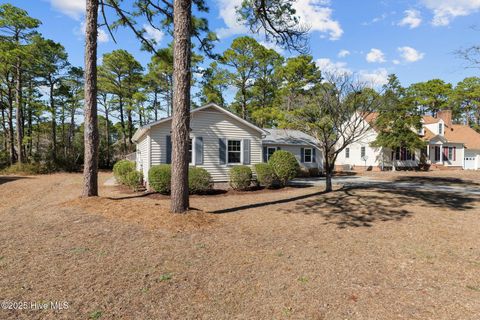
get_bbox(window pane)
[228,140,241,163]
[304,148,312,162]
[228,151,241,163]
[188,139,192,163]
[228,140,241,151]
[267,148,276,160]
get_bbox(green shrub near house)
[268,150,299,186]
[124,170,143,192]
[148,164,172,194]
[188,167,213,194]
[113,160,135,184]
[254,163,278,188]
[229,165,252,190]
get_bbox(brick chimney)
[437,109,452,127]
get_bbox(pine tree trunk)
[82,0,99,197]
[118,96,127,154]
[50,83,57,162]
[15,60,24,163]
[170,0,192,213]
[7,91,15,164]
[105,108,110,167]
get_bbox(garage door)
[464,156,476,170]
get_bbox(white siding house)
[336,110,480,171]
[133,103,265,183]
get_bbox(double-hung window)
[438,123,443,135]
[304,148,313,163]
[360,146,366,158]
[227,140,242,164]
[345,148,350,159]
[188,138,193,164]
[267,147,277,161]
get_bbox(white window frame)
[227,139,242,164]
[267,147,278,161]
[188,138,194,165]
[438,123,443,135]
[303,148,313,163]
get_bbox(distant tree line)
[1,3,480,173]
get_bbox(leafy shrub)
[229,165,252,190]
[296,167,310,178]
[113,160,135,184]
[124,170,143,191]
[188,167,213,194]
[268,150,299,186]
[254,163,278,188]
[2,163,47,175]
[148,164,171,194]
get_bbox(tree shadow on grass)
[0,176,32,186]
[281,185,479,228]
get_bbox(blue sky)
[6,0,480,88]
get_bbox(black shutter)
[166,135,172,164]
[312,148,316,163]
[195,137,203,165]
[300,147,304,163]
[263,147,268,162]
[243,139,251,165]
[219,138,226,164]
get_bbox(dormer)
[418,118,425,136]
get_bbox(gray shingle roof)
[262,128,318,146]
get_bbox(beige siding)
[149,107,263,182]
[136,134,150,181]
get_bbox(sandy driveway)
[0,172,479,319]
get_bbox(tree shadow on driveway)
[392,176,480,187]
[281,185,479,228]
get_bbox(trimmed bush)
[308,167,321,177]
[188,167,213,194]
[148,164,171,194]
[113,160,135,184]
[254,163,277,188]
[229,165,252,190]
[124,170,143,191]
[268,150,299,186]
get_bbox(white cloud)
[77,21,109,44]
[215,0,249,38]
[358,68,389,87]
[316,58,352,77]
[259,41,285,54]
[50,0,85,20]
[338,49,350,58]
[421,0,480,26]
[398,46,425,62]
[294,0,343,40]
[216,0,343,40]
[399,9,422,28]
[366,48,386,63]
[316,58,388,88]
[393,59,401,65]
[143,24,164,44]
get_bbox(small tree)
[290,74,381,192]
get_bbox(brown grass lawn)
[0,172,479,319]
